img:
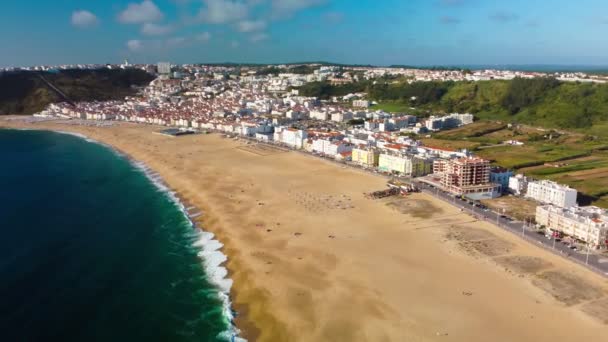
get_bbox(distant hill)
[0,69,155,115]
[297,78,608,134]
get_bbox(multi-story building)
[331,112,354,122]
[351,148,380,167]
[508,174,529,195]
[157,62,171,75]
[433,157,499,198]
[526,180,577,208]
[536,205,608,246]
[424,113,474,131]
[276,128,307,149]
[309,110,329,121]
[490,167,514,193]
[312,139,351,156]
[378,154,432,177]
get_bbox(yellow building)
[379,154,433,176]
[352,148,379,167]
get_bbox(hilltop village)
[34,63,608,251]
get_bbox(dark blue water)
[0,129,233,341]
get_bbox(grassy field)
[370,101,413,113]
[420,138,481,151]
[425,121,608,207]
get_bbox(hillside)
[0,69,154,115]
[297,78,608,134]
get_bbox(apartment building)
[351,148,380,167]
[433,157,499,198]
[378,154,432,177]
[536,205,608,246]
[276,128,307,149]
[508,174,529,195]
[490,167,514,193]
[312,139,352,157]
[526,180,577,208]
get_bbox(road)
[414,181,608,277]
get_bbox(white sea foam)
[51,130,245,341]
[131,159,244,341]
[53,130,126,157]
[55,130,98,143]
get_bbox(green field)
[370,101,413,113]
[426,121,608,207]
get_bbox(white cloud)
[167,37,187,46]
[118,1,164,24]
[195,32,212,42]
[141,23,174,35]
[198,0,249,24]
[71,10,99,28]
[250,32,269,42]
[237,20,266,32]
[272,0,325,17]
[231,40,240,48]
[126,39,143,51]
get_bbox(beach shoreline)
[2,117,608,341]
[13,125,249,340]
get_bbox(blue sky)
[2,0,608,67]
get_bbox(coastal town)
[30,62,608,271]
[7,1,608,341]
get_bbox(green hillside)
[0,68,154,115]
[297,77,608,134]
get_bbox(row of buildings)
[507,176,608,247]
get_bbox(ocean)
[0,129,238,341]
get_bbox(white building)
[526,180,577,208]
[424,113,474,131]
[278,128,307,149]
[536,205,608,246]
[157,62,171,75]
[331,112,354,122]
[353,99,370,108]
[312,139,352,157]
[508,174,529,195]
[309,110,329,121]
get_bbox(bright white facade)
[526,180,577,208]
[508,174,529,195]
[536,205,608,246]
[276,128,307,149]
[312,139,352,156]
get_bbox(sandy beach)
[3,117,608,341]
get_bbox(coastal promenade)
[2,118,608,342]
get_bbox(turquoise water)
[0,129,236,341]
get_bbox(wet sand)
[3,118,608,342]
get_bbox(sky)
[2,0,608,67]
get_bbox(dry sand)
[3,118,608,342]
